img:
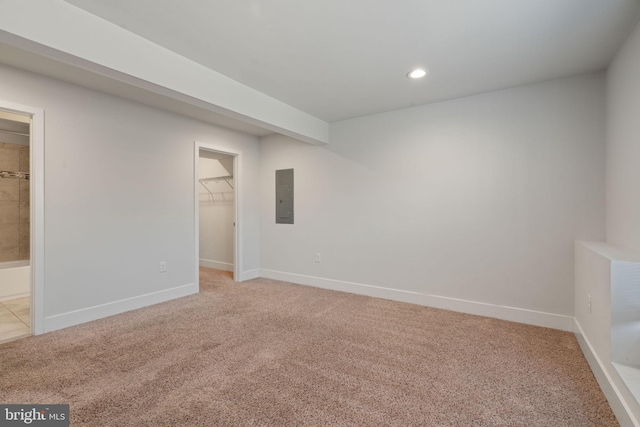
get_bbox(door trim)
[194,142,242,285]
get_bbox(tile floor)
[0,296,30,344]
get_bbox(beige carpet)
[0,268,617,426]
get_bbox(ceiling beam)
[0,0,329,145]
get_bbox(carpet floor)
[0,268,617,426]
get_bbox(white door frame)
[194,141,242,286]
[0,99,45,335]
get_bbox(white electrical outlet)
[315,253,321,262]
[587,294,591,314]
[160,261,167,273]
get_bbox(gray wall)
[260,73,606,321]
[0,63,260,322]
[607,19,640,254]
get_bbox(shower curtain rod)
[0,170,29,180]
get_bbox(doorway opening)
[194,142,242,288]
[0,100,44,340]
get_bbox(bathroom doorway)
[0,110,31,343]
[0,100,44,340]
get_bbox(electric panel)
[276,168,294,224]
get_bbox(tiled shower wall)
[0,142,29,262]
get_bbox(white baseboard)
[0,292,30,302]
[44,283,198,333]
[238,269,259,282]
[574,319,639,427]
[259,269,574,331]
[199,259,233,272]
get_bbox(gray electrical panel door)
[276,168,294,224]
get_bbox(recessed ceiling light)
[407,68,428,79]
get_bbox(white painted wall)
[260,73,606,328]
[0,62,260,330]
[607,19,640,255]
[199,156,235,271]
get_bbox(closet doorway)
[194,143,241,286]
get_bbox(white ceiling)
[57,0,640,122]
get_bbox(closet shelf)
[199,175,233,195]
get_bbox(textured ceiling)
[64,0,640,122]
